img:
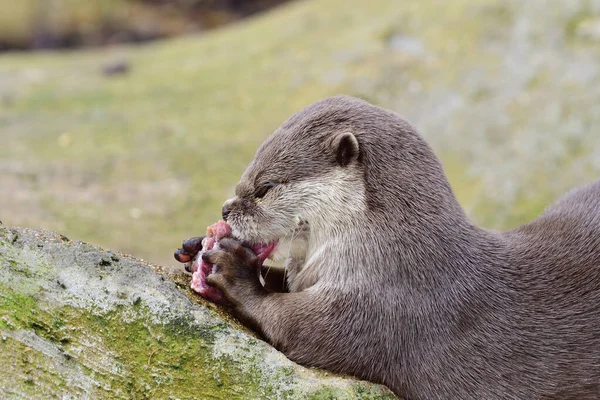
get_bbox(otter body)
[177,96,600,399]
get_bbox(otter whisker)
[281,220,303,290]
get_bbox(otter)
[174,95,600,399]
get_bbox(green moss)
[0,288,38,328]
[352,384,396,399]
[309,387,339,400]
[1,336,66,397]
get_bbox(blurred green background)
[1,0,600,268]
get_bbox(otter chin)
[175,95,600,400]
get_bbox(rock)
[102,60,130,77]
[0,223,396,399]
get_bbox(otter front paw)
[174,236,205,271]
[203,238,265,307]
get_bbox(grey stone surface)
[0,223,396,399]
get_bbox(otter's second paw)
[203,238,265,306]
[174,236,205,271]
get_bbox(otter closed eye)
[254,182,277,199]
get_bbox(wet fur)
[208,96,600,399]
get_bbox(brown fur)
[180,95,600,399]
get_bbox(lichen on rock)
[0,223,397,399]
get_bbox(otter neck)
[301,199,502,295]
[290,213,376,291]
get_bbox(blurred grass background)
[1,0,600,267]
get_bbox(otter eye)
[254,182,277,199]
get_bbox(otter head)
[222,97,368,244]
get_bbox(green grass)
[2,0,599,266]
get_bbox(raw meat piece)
[189,221,231,303]
[190,220,277,304]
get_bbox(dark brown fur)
[177,96,600,399]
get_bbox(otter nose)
[222,205,231,221]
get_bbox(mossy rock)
[0,223,397,399]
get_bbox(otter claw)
[174,248,192,263]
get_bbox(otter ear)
[333,132,359,167]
